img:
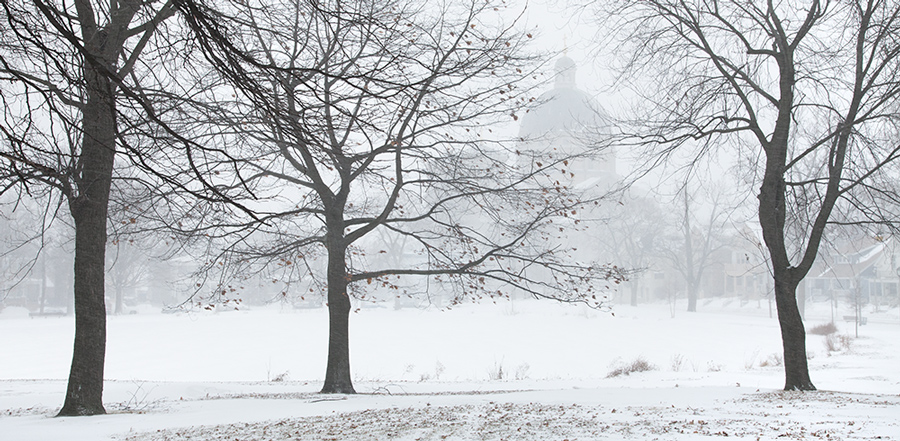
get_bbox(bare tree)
[601,0,900,390]
[106,238,155,314]
[175,0,624,394]
[597,192,662,306]
[0,0,176,415]
[657,183,732,312]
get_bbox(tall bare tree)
[597,192,662,306]
[657,184,732,312]
[0,0,175,415]
[106,237,155,314]
[175,0,623,394]
[600,0,900,390]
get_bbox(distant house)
[720,224,771,300]
[722,257,769,299]
[804,236,900,309]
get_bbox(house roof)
[814,242,885,279]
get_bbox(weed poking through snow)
[670,354,685,372]
[607,357,656,378]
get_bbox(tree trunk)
[686,287,697,312]
[758,64,815,390]
[320,244,355,394]
[58,45,116,417]
[39,255,47,314]
[683,190,697,313]
[629,279,639,306]
[773,277,815,390]
[759,169,816,390]
[115,285,124,315]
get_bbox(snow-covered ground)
[1,297,898,440]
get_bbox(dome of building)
[518,56,607,140]
[517,56,616,186]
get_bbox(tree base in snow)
[320,383,356,394]
[784,382,817,391]
[57,403,106,417]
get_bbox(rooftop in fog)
[518,56,608,140]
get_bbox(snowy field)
[1,297,899,440]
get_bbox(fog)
[1,0,899,438]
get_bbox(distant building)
[518,56,615,189]
[804,235,900,311]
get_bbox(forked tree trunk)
[759,123,816,391]
[321,244,355,394]
[58,53,116,416]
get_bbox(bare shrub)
[744,350,760,370]
[670,354,685,372]
[759,353,783,367]
[514,363,531,380]
[110,380,162,413]
[607,357,656,378]
[825,333,853,353]
[838,334,853,351]
[808,322,838,336]
[434,360,445,381]
[487,360,505,381]
[269,371,290,382]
